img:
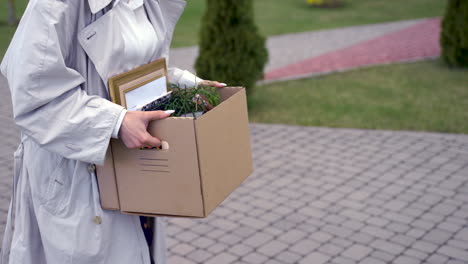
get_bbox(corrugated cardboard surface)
[111,118,205,217]
[96,146,120,210]
[195,88,253,216]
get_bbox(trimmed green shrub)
[195,0,268,94]
[440,0,468,67]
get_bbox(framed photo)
[108,58,168,111]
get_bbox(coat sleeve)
[1,0,124,165]
[167,67,203,88]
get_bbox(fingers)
[201,80,227,88]
[145,110,173,121]
[119,111,170,149]
[141,132,161,148]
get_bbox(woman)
[0,0,224,263]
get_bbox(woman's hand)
[199,80,227,88]
[119,111,172,149]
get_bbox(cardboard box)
[96,87,253,218]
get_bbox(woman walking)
[0,0,224,263]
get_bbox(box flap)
[195,87,254,216]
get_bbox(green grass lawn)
[0,0,447,56]
[248,60,468,134]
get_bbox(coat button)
[93,216,102,225]
[88,164,96,173]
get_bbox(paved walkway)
[2,19,468,264]
[169,18,441,83]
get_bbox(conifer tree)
[195,0,268,93]
[440,0,468,67]
[7,0,18,26]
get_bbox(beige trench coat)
[0,0,198,263]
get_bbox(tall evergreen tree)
[7,0,18,26]
[440,0,468,67]
[195,0,268,93]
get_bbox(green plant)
[142,84,221,118]
[195,0,268,94]
[440,0,468,67]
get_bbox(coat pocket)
[42,158,69,215]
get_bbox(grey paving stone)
[437,245,468,261]
[341,220,365,231]
[209,219,239,232]
[386,222,411,233]
[411,240,439,253]
[330,256,357,264]
[391,233,416,247]
[290,240,321,255]
[206,252,237,264]
[207,243,228,255]
[341,244,373,261]
[167,237,179,248]
[407,228,427,239]
[361,225,394,239]
[454,227,468,242]
[403,249,428,261]
[393,255,421,264]
[236,226,257,238]
[171,243,196,256]
[360,257,386,264]
[384,200,408,211]
[411,219,437,231]
[168,255,197,264]
[298,207,327,219]
[228,244,254,257]
[317,243,344,256]
[371,239,406,255]
[277,230,307,245]
[322,224,354,238]
[177,230,199,243]
[242,252,268,264]
[371,250,396,263]
[342,209,369,221]
[243,233,274,248]
[446,260,468,264]
[299,252,330,264]
[349,232,374,244]
[329,238,353,249]
[310,231,333,243]
[218,233,243,246]
[171,218,198,229]
[205,229,226,240]
[365,217,390,227]
[186,249,213,263]
[258,240,289,257]
[422,229,453,244]
[275,250,302,264]
[447,238,468,251]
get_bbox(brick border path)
[264,18,441,82]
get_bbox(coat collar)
[88,0,113,14]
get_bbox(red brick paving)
[264,18,441,81]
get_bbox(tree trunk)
[7,0,18,26]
